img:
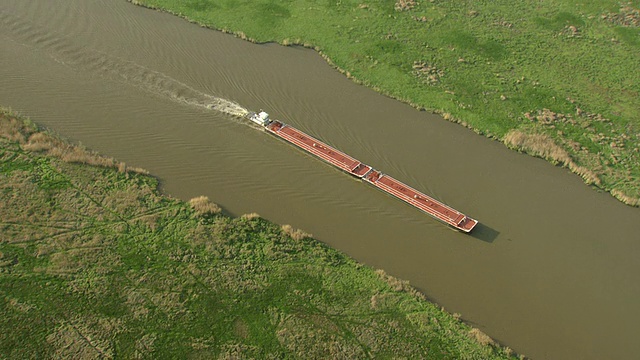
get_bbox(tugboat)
[248,111,272,126]
[246,111,478,232]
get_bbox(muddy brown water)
[1,1,639,358]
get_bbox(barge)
[363,171,478,232]
[248,111,478,233]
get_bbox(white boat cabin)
[250,111,271,126]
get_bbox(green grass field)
[130,0,640,205]
[0,110,517,358]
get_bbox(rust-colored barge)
[248,111,478,233]
[265,120,372,178]
[363,171,478,232]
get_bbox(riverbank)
[129,0,640,206]
[0,109,518,358]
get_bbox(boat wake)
[71,51,249,118]
[0,8,249,118]
[82,51,249,117]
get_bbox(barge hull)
[266,121,371,178]
[364,171,477,232]
[255,114,477,233]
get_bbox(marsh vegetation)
[0,110,517,358]
[130,0,640,205]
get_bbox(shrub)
[189,196,221,216]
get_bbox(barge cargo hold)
[363,171,478,232]
[248,111,478,233]
[265,120,372,178]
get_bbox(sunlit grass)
[130,0,640,205]
[0,110,518,358]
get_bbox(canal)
[1,1,639,358]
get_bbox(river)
[1,1,639,358]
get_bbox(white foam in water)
[0,9,249,118]
[76,50,249,118]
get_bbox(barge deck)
[363,171,478,232]
[266,120,372,178]
[249,111,477,233]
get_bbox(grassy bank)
[0,109,517,358]
[130,0,640,205]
